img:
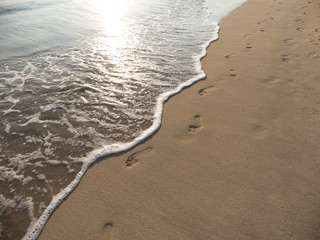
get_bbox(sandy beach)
[39,0,320,239]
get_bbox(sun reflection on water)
[86,0,140,69]
[99,0,126,34]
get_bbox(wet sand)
[39,0,320,239]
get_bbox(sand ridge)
[39,0,320,239]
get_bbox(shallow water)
[0,0,246,239]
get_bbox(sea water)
[0,0,246,239]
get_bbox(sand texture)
[39,0,320,239]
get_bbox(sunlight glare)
[97,0,126,36]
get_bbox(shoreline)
[39,0,320,239]
[22,13,221,240]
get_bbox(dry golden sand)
[39,0,320,239]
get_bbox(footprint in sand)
[250,119,268,139]
[257,19,267,25]
[257,16,274,25]
[125,147,153,168]
[245,43,253,51]
[295,18,304,24]
[229,69,238,78]
[102,222,114,240]
[225,54,235,60]
[198,86,214,96]
[188,115,202,133]
[307,51,320,59]
[281,54,290,63]
[282,38,295,46]
[263,76,282,88]
[309,37,319,45]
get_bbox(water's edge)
[22,22,218,239]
